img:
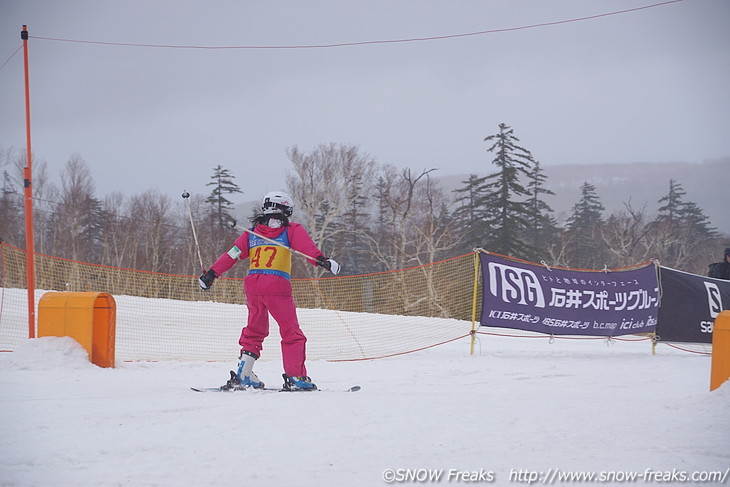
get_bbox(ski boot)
[282,374,317,391]
[222,350,265,390]
[237,350,265,388]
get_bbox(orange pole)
[710,311,730,392]
[22,25,36,338]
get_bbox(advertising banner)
[656,267,730,344]
[479,253,659,336]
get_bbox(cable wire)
[28,0,685,51]
[0,44,22,71]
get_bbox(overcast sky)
[1,0,728,204]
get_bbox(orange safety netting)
[0,243,478,361]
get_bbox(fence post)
[470,252,480,355]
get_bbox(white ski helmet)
[261,191,294,217]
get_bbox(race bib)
[248,230,292,279]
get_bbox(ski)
[192,370,360,393]
[191,385,360,393]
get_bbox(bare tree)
[543,228,573,268]
[366,166,441,270]
[126,191,176,273]
[600,201,655,267]
[406,176,462,317]
[49,155,101,261]
[365,166,462,316]
[285,143,375,277]
[7,148,57,254]
[0,146,22,245]
[100,192,136,268]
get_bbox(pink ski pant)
[239,281,308,377]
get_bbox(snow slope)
[1,333,728,487]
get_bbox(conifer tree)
[478,123,535,257]
[525,160,557,253]
[205,165,243,228]
[651,179,718,269]
[452,173,488,251]
[565,181,606,268]
[656,179,686,226]
[655,179,717,238]
[679,201,718,239]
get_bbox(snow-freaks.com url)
[509,467,730,484]
[380,468,730,484]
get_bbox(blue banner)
[479,253,659,336]
[656,266,730,344]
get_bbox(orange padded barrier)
[710,310,730,391]
[37,292,116,368]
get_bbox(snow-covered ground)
[1,332,728,487]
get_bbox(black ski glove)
[198,269,217,290]
[316,256,341,275]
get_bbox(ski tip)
[347,385,361,392]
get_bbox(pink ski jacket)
[210,222,324,294]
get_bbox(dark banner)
[656,267,730,344]
[479,253,659,336]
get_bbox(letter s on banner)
[704,281,724,319]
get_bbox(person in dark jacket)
[708,247,730,280]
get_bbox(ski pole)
[182,191,205,272]
[228,221,321,264]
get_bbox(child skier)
[198,190,340,391]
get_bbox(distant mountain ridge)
[436,159,729,235]
[234,159,729,236]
